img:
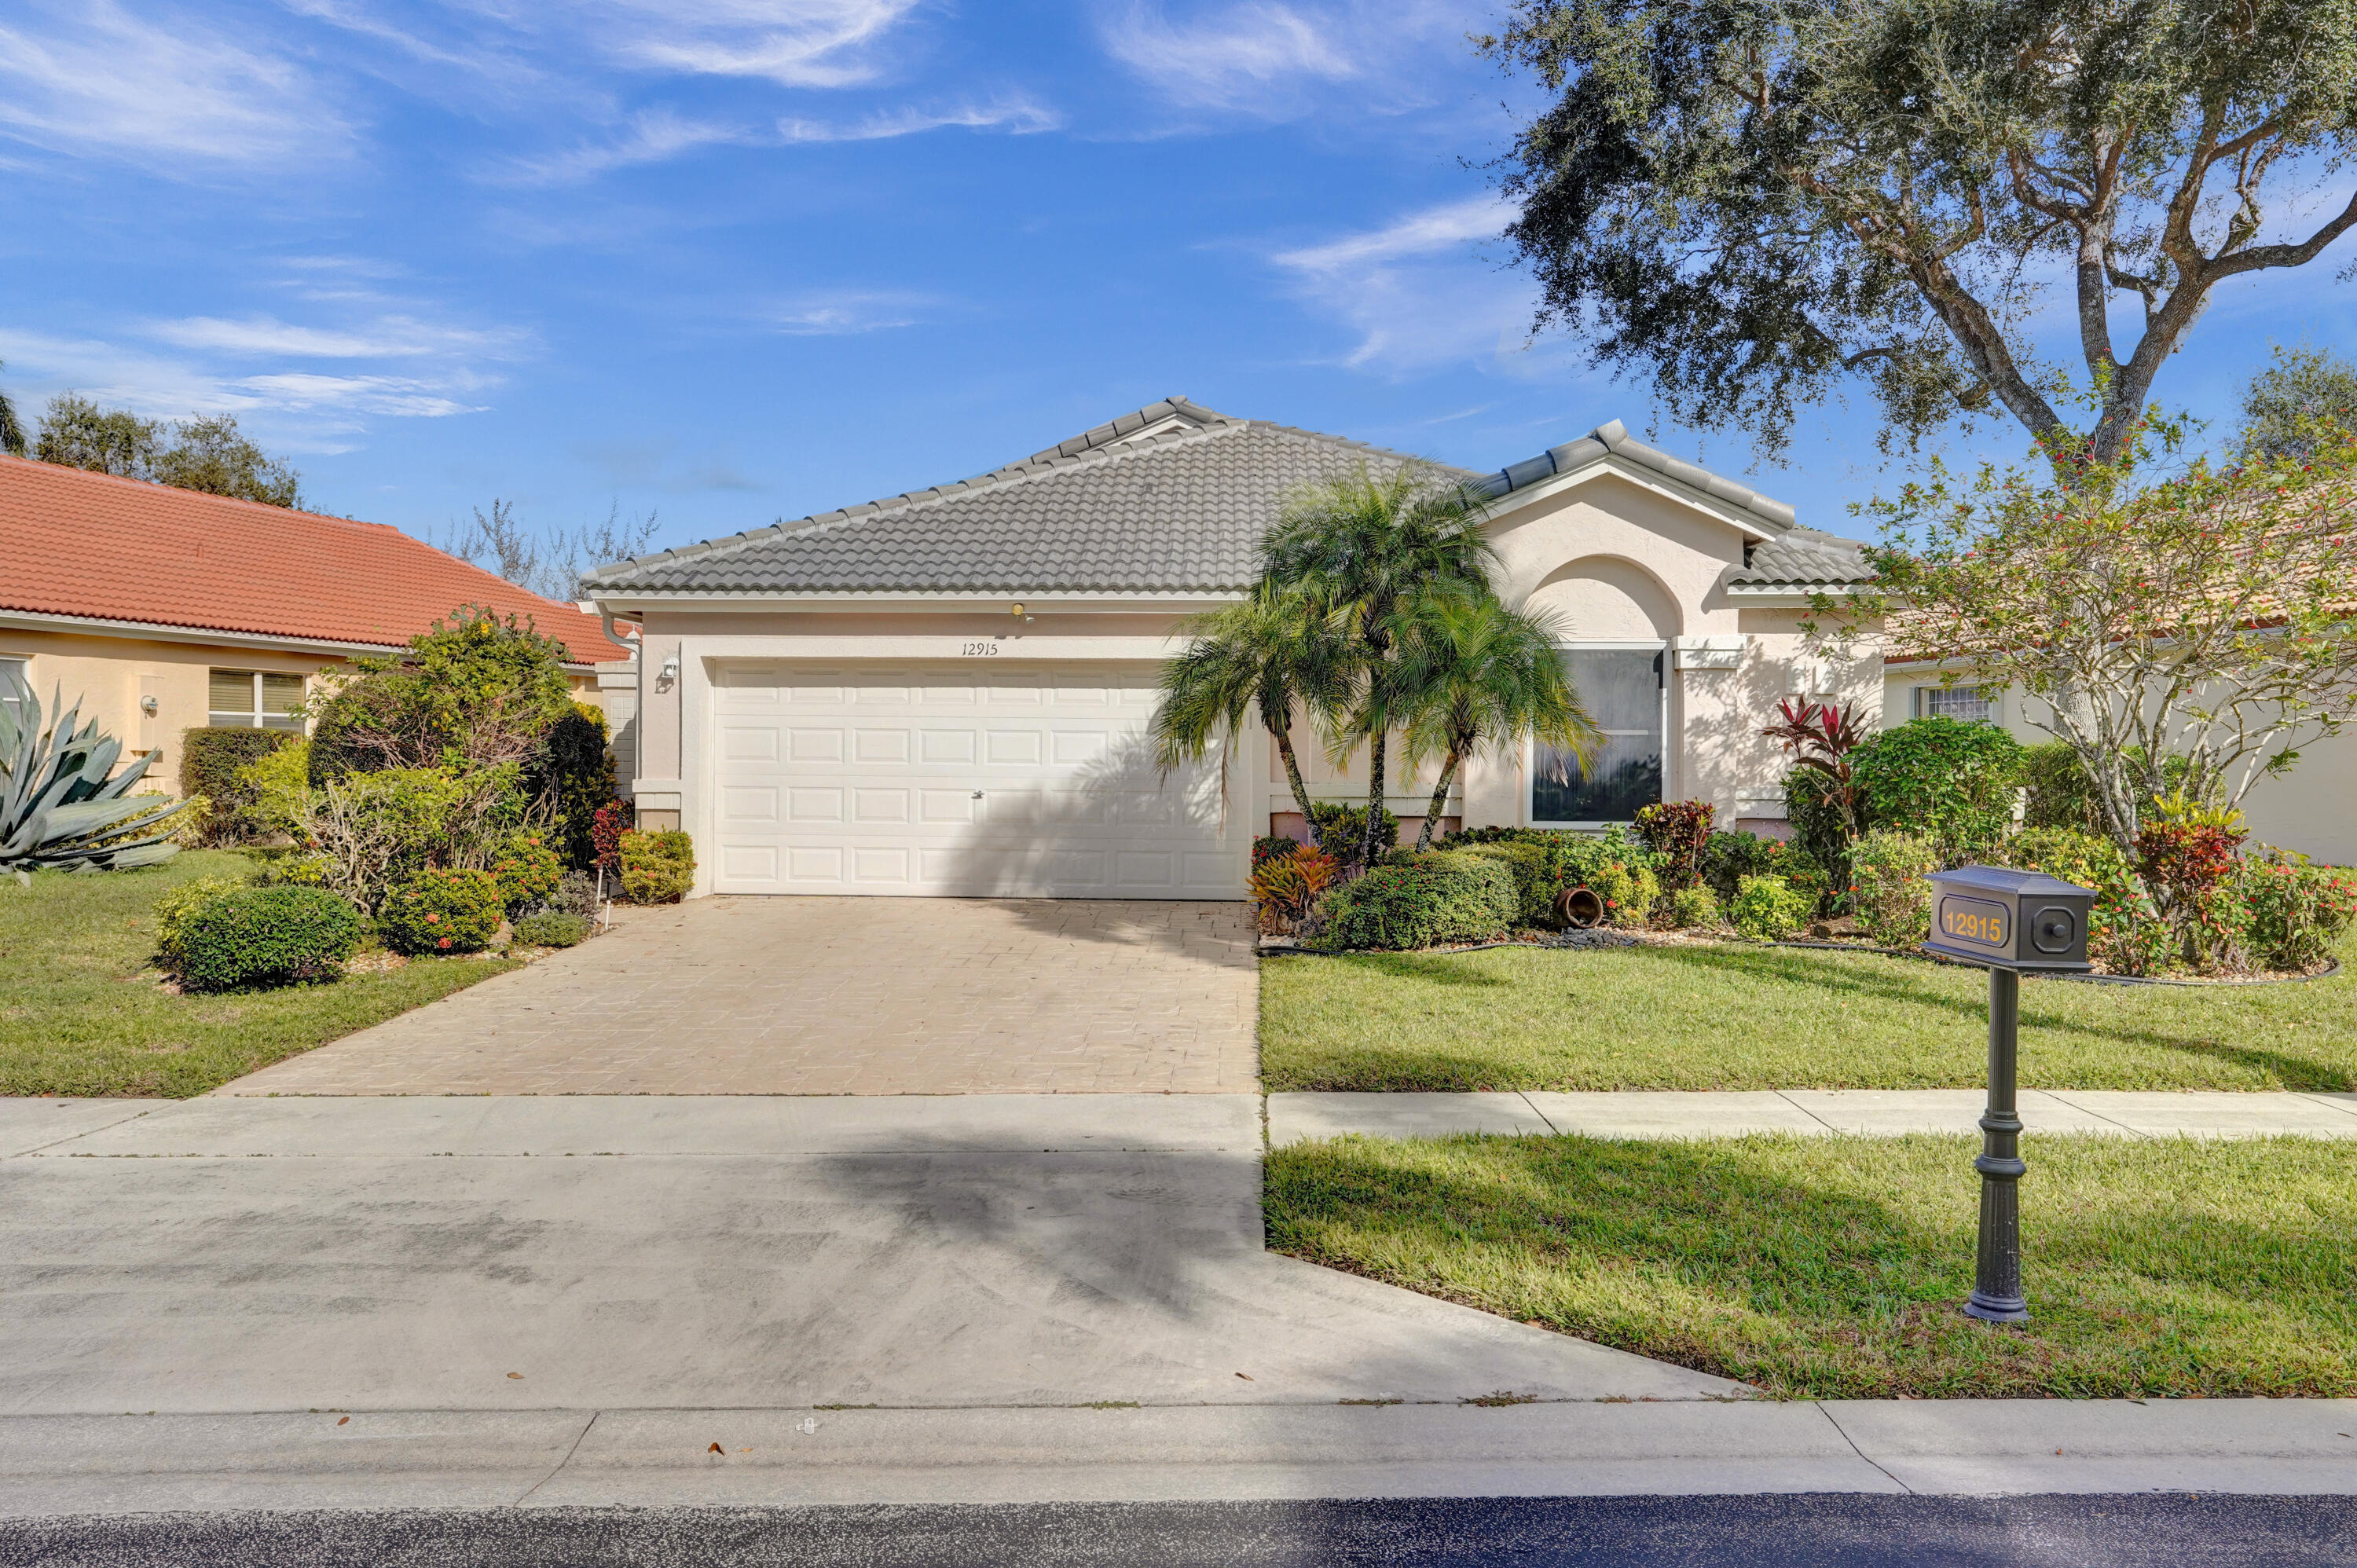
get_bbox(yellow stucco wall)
[0,625,606,797]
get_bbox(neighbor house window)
[1532,647,1664,823]
[1917,684,1997,724]
[0,657,25,726]
[209,669,306,731]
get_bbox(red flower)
[438,936,453,950]
[425,912,441,924]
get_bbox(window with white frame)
[1532,647,1665,823]
[208,669,306,731]
[0,657,26,727]
[1916,684,1998,724]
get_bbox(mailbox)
[1923,866,2095,973]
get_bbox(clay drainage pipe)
[1554,886,1605,929]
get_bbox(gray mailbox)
[1919,863,2098,1326]
[1923,866,2095,973]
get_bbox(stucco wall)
[1883,667,2357,865]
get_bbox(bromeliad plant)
[0,669,189,881]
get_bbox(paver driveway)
[222,897,1258,1096]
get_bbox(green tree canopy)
[33,396,302,507]
[2239,343,2357,461]
[1483,0,2357,474]
[309,605,576,781]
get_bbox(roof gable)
[0,457,629,662]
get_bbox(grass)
[1266,1131,2357,1399]
[1259,937,2357,1093]
[0,851,521,1097]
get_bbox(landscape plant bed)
[1259,936,2357,1093]
[0,852,522,1097]
[1266,1131,2357,1400]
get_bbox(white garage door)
[706,663,1249,898]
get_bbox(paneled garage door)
[707,663,1250,898]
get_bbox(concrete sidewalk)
[5,1399,2355,1515]
[1266,1088,2357,1145]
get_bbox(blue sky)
[2,0,2353,577]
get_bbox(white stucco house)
[584,398,1881,899]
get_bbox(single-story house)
[1,456,633,792]
[584,397,1882,900]
[1882,661,2357,864]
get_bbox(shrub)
[308,605,575,782]
[1253,834,1301,868]
[174,886,361,992]
[1314,851,1518,951]
[1783,769,1857,895]
[526,708,614,870]
[489,833,564,916]
[302,766,473,912]
[1849,830,1941,947]
[1632,800,1714,890]
[1452,839,1571,927]
[1730,875,1813,941]
[1700,830,1819,904]
[254,854,334,890]
[234,738,312,841]
[2240,851,2357,972]
[548,869,603,919]
[1850,716,2028,863]
[1250,844,1341,933]
[178,727,298,844]
[591,799,635,871]
[2020,742,2102,833]
[378,868,504,954]
[153,875,252,973]
[511,910,592,949]
[1997,827,2173,976]
[2137,793,2251,969]
[619,829,695,903]
[1307,800,1400,869]
[1587,859,1660,928]
[1668,885,1721,929]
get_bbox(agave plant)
[1,666,190,881]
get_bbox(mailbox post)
[1921,866,2096,1324]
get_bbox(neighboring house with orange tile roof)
[0,456,636,797]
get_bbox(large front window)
[1532,647,1663,823]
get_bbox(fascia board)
[0,608,612,672]
[1477,456,1781,541]
[585,591,1246,615]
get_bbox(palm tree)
[1261,464,1497,868]
[1149,581,1349,841]
[1392,588,1601,849]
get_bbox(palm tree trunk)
[1267,720,1318,845]
[1416,751,1462,851]
[1363,724,1387,867]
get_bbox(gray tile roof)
[1726,528,1875,588]
[585,397,1871,596]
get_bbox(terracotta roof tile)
[0,456,629,664]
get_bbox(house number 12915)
[962,641,1000,656]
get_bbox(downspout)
[599,606,641,796]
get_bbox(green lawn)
[1267,1131,2357,1399]
[1259,939,2357,1093]
[0,851,520,1097]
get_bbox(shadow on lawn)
[1266,1132,2357,1400]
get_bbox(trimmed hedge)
[1314,850,1518,951]
[178,727,298,844]
[379,868,504,954]
[1730,875,1814,940]
[526,709,614,870]
[489,834,563,915]
[512,910,592,948]
[174,885,361,992]
[619,829,695,903]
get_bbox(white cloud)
[768,290,940,335]
[494,108,758,185]
[232,372,482,419]
[1269,194,1572,376]
[0,0,346,167]
[1101,0,1459,118]
[581,0,924,87]
[145,314,529,360]
[777,96,1061,142]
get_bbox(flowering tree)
[1819,428,2357,874]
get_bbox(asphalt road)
[5,1496,2354,1567]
